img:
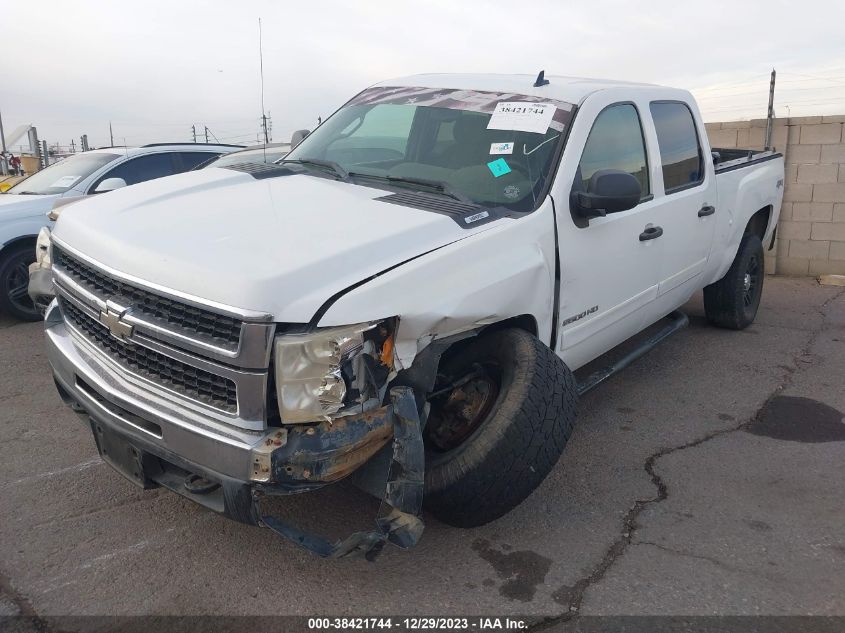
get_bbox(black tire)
[703,233,764,330]
[423,328,578,528]
[0,244,40,321]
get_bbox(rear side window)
[650,102,703,192]
[177,152,220,171]
[578,104,650,197]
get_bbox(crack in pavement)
[635,541,769,580]
[528,287,845,631]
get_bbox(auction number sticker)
[486,102,556,134]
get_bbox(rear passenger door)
[646,102,717,299]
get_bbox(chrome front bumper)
[45,300,278,483]
[45,299,426,558]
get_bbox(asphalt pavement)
[1,277,843,625]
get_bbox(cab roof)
[375,73,668,106]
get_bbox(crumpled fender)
[316,200,557,369]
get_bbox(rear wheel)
[703,233,764,330]
[0,244,40,321]
[423,328,578,528]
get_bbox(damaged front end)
[257,318,425,559]
[258,386,424,560]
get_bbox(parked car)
[1,143,241,320]
[199,143,291,169]
[43,74,783,558]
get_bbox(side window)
[91,153,176,191]
[578,104,649,197]
[177,152,220,172]
[649,102,703,192]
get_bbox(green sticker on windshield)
[487,158,511,178]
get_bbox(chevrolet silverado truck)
[43,73,783,559]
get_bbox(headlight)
[274,319,395,424]
[36,227,52,267]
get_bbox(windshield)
[7,152,118,195]
[202,145,291,169]
[284,86,574,211]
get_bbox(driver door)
[554,99,663,370]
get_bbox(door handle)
[639,225,663,241]
[698,205,716,217]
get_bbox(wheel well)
[480,314,539,338]
[745,206,772,242]
[0,235,37,262]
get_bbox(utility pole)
[191,125,197,143]
[0,108,7,175]
[204,126,209,143]
[109,121,114,146]
[765,68,776,151]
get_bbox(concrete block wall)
[705,115,845,276]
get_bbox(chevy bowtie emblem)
[99,304,133,340]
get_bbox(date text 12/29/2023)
[307,617,528,631]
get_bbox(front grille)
[60,298,237,412]
[53,246,242,347]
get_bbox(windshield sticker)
[487,158,512,178]
[347,86,573,132]
[464,211,490,224]
[50,175,79,188]
[487,102,556,134]
[489,142,514,155]
[503,185,521,200]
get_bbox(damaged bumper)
[45,305,424,559]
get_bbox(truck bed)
[711,148,782,173]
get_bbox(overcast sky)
[2,0,844,151]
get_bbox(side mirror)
[571,169,641,219]
[93,177,127,193]
[290,129,311,147]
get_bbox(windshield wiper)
[13,191,41,195]
[280,158,348,180]
[349,173,472,204]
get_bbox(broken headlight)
[274,319,396,424]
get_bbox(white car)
[44,74,782,558]
[1,143,240,320]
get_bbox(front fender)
[317,202,558,369]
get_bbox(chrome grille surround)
[51,237,275,430]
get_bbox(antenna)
[258,17,269,162]
[533,70,550,87]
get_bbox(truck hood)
[0,193,57,222]
[53,167,484,322]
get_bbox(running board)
[576,310,689,397]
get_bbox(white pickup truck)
[43,73,783,559]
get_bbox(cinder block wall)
[705,115,845,276]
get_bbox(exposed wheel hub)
[427,369,499,452]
